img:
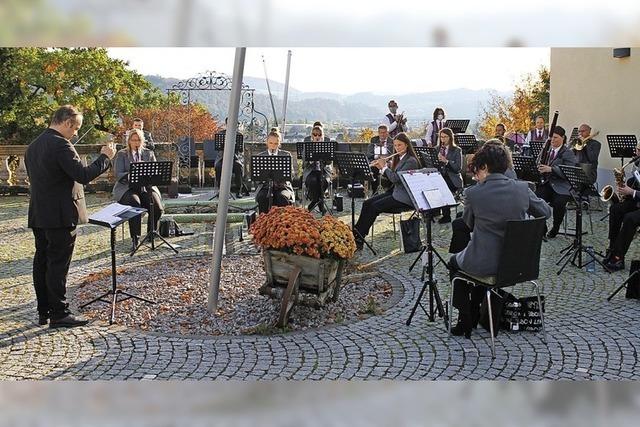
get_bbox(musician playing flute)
[535,126,578,238]
[353,133,419,250]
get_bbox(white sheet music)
[399,170,456,211]
[89,203,133,226]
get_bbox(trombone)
[571,130,599,151]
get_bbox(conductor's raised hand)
[101,143,116,160]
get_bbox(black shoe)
[438,216,452,224]
[38,314,49,326]
[603,248,612,263]
[49,314,89,329]
[547,228,559,239]
[450,322,472,338]
[605,257,625,272]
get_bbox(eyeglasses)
[312,133,321,137]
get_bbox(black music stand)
[415,147,439,170]
[399,169,455,328]
[83,204,154,324]
[445,119,470,134]
[556,165,610,275]
[334,151,376,255]
[529,141,545,160]
[570,127,579,142]
[512,155,540,183]
[214,132,244,153]
[456,134,479,155]
[129,161,178,256]
[250,155,292,212]
[295,140,304,159]
[303,140,336,215]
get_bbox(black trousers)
[449,217,471,254]
[119,189,164,238]
[441,173,460,219]
[256,186,294,214]
[215,159,243,192]
[608,198,640,259]
[32,227,77,320]
[535,182,571,230]
[370,166,381,194]
[448,255,485,320]
[354,191,412,239]
[305,170,329,204]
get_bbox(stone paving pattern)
[1,192,639,380]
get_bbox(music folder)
[89,203,146,228]
[398,168,457,212]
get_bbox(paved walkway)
[1,193,639,379]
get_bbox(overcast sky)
[108,47,550,95]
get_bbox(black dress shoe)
[49,314,89,329]
[546,228,559,239]
[38,314,49,326]
[450,322,472,338]
[605,257,625,272]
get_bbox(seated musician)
[112,129,164,251]
[366,124,394,195]
[572,123,601,185]
[448,142,551,337]
[214,119,247,198]
[535,126,579,238]
[495,123,517,152]
[255,128,295,214]
[304,121,331,142]
[436,128,463,223]
[353,133,419,250]
[302,126,333,213]
[604,146,640,271]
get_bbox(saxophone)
[600,155,640,203]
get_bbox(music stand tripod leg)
[350,174,377,255]
[607,269,640,300]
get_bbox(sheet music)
[89,203,134,226]
[400,170,456,211]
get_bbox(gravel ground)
[75,254,392,336]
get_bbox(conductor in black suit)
[25,105,116,328]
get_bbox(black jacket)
[26,128,111,228]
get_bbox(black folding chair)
[449,217,548,358]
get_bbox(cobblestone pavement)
[1,192,639,380]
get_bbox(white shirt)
[425,120,445,146]
[384,113,398,133]
[525,128,545,144]
[374,145,388,158]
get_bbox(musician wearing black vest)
[384,100,406,139]
[25,105,116,328]
[535,126,579,238]
[255,128,295,214]
[425,107,446,147]
[524,115,549,145]
[366,124,394,195]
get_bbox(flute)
[370,151,401,167]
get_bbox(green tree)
[0,47,167,145]
[478,66,549,139]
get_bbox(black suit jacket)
[574,138,601,184]
[26,128,111,228]
[367,136,394,161]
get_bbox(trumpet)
[369,152,401,167]
[572,130,599,151]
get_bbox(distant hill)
[145,74,510,130]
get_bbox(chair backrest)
[203,139,217,161]
[494,217,546,286]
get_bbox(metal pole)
[262,55,279,127]
[281,50,292,139]
[208,48,246,313]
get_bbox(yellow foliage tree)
[358,127,375,143]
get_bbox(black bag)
[478,288,516,337]
[500,295,546,332]
[625,260,640,299]
[400,217,422,253]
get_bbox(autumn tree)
[357,127,375,143]
[0,47,165,144]
[478,66,549,139]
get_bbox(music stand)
[334,151,376,255]
[529,141,545,160]
[512,155,540,183]
[303,141,336,215]
[213,132,244,153]
[455,134,479,155]
[129,161,178,256]
[399,169,457,328]
[415,147,439,169]
[250,155,292,212]
[570,127,579,142]
[445,119,470,134]
[556,165,610,275]
[295,140,304,159]
[83,203,154,324]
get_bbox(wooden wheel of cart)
[277,266,301,327]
